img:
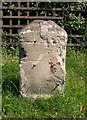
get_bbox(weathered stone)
[19,20,67,99]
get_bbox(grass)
[2,48,86,118]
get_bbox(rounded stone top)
[19,20,67,43]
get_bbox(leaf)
[80,104,84,113]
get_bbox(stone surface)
[19,20,67,99]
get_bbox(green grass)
[2,48,86,118]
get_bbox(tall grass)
[2,48,86,118]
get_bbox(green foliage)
[2,50,19,95]
[64,13,85,34]
[2,2,87,49]
[2,48,86,118]
[2,33,19,55]
[68,2,87,10]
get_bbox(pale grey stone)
[19,20,67,99]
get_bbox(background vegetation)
[2,1,87,119]
[2,2,87,51]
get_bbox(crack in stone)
[51,83,59,93]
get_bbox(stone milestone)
[19,20,67,99]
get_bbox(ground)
[2,47,86,118]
